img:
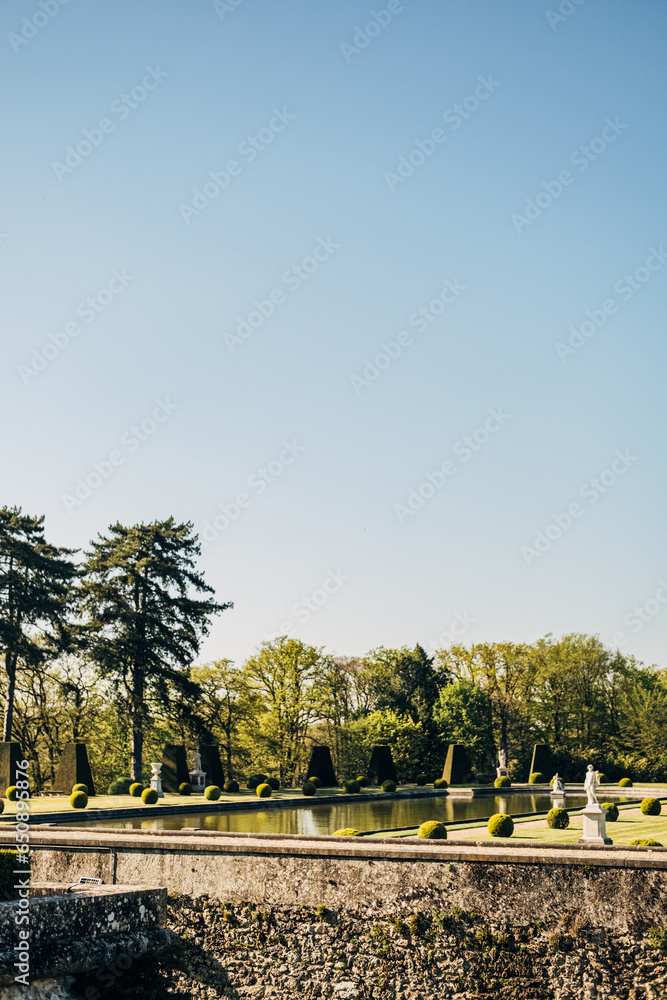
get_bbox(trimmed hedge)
[223,779,239,793]
[619,777,633,787]
[306,776,321,788]
[629,838,663,847]
[256,783,272,798]
[529,772,544,784]
[418,821,447,839]
[72,783,89,794]
[344,780,361,794]
[129,783,144,797]
[247,773,268,790]
[204,785,221,800]
[0,849,26,901]
[641,797,662,816]
[141,787,158,804]
[415,773,428,786]
[69,790,88,809]
[476,773,492,785]
[6,786,18,802]
[488,813,514,838]
[267,776,280,790]
[108,777,132,795]
[302,781,317,796]
[333,828,361,836]
[547,807,569,829]
[179,782,193,796]
[356,775,369,787]
[434,778,449,789]
[601,802,619,822]
[494,776,511,789]
[381,779,397,793]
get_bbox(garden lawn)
[448,806,667,846]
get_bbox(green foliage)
[204,784,221,800]
[648,926,667,951]
[129,782,144,797]
[0,800,3,814]
[381,779,397,793]
[641,797,661,816]
[356,775,369,786]
[362,644,439,728]
[178,782,193,796]
[333,828,361,836]
[0,849,26,901]
[5,786,17,801]
[69,790,88,808]
[344,779,361,793]
[547,808,569,829]
[418,820,447,839]
[302,781,317,796]
[619,777,633,787]
[597,773,607,783]
[476,772,492,784]
[347,709,429,782]
[108,776,133,795]
[267,776,280,790]
[494,776,511,788]
[434,777,448,789]
[72,782,88,794]
[601,802,619,822]
[529,772,544,784]
[487,813,514,837]
[247,773,268,789]
[141,787,158,804]
[256,782,272,798]
[306,775,321,787]
[433,678,495,768]
[415,773,428,785]
[629,838,663,847]
[223,779,239,793]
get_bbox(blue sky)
[2,0,667,667]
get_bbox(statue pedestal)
[578,804,612,845]
[189,769,206,792]
[496,767,509,778]
[150,762,164,798]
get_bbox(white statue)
[499,749,507,769]
[193,751,202,772]
[584,765,599,806]
[551,773,565,794]
[150,762,164,798]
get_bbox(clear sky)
[2,0,666,668]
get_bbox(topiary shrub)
[494,776,511,789]
[267,776,280,790]
[141,787,159,805]
[344,779,361,794]
[72,783,88,795]
[476,773,492,785]
[302,782,317,796]
[107,776,132,795]
[6,786,18,802]
[415,773,428,786]
[129,783,144,797]
[381,779,397,793]
[629,838,663,847]
[69,790,88,809]
[356,775,369,787]
[434,778,449,789]
[306,776,321,788]
[204,785,221,800]
[597,773,607,784]
[247,773,268,790]
[641,797,662,816]
[601,802,619,822]
[547,807,569,829]
[418,821,447,839]
[256,783,272,798]
[178,782,193,796]
[333,828,361,836]
[488,813,514,838]
[619,777,633,787]
[223,779,239,793]
[529,772,544,784]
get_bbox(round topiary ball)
[306,776,321,788]
[381,779,397,793]
[356,775,369,787]
[69,790,88,809]
[547,807,570,830]
[302,781,317,796]
[267,776,280,790]
[434,778,449,789]
[344,779,361,794]
[641,797,662,816]
[619,777,633,787]
[629,838,663,847]
[333,828,361,836]
[529,772,544,784]
[415,773,428,786]
[5,786,17,802]
[494,776,511,789]
[418,820,447,839]
[597,773,607,784]
[223,779,239,793]
[179,782,193,796]
[0,800,4,814]
[488,813,514,838]
[205,785,221,800]
[247,773,268,790]
[72,783,89,795]
[256,783,272,798]
[129,783,144,797]
[601,802,619,822]
[141,787,159,805]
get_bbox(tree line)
[1,505,665,792]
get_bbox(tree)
[362,644,442,726]
[80,518,231,781]
[433,679,495,767]
[0,507,77,741]
[188,661,262,778]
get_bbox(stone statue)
[584,764,599,806]
[193,751,202,772]
[551,773,564,794]
[499,749,507,769]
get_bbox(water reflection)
[71,792,590,836]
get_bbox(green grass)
[449,809,667,846]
